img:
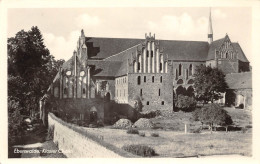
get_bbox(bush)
[46,125,55,140]
[141,110,161,118]
[139,132,145,137]
[122,144,156,157]
[191,127,201,133]
[151,133,159,137]
[126,128,139,134]
[175,94,197,112]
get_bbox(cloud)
[146,13,207,40]
[43,30,81,60]
[76,14,101,28]
[212,9,227,19]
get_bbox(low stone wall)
[48,113,135,158]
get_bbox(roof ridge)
[103,43,140,61]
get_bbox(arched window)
[140,89,142,96]
[160,76,162,83]
[161,101,164,105]
[133,61,137,72]
[176,69,178,79]
[189,64,192,76]
[144,76,146,82]
[82,88,86,94]
[64,88,67,94]
[147,101,149,105]
[137,76,141,85]
[177,79,184,84]
[179,64,182,76]
[138,54,141,71]
[159,89,161,96]
[152,76,154,83]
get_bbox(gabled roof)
[87,60,123,77]
[85,37,144,59]
[225,72,252,89]
[207,37,225,60]
[159,40,209,61]
[232,43,249,62]
[206,36,249,63]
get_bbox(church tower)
[208,9,213,44]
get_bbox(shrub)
[141,110,161,118]
[122,144,156,157]
[139,132,145,137]
[192,103,233,132]
[46,125,55,140]
[126,128,139,134]
[151,133,159,137]
[191,127,201,133]
[175,94,197,112]
[238,104,244,109]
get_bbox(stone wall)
[128,72,173,111]
[48,113,134,158]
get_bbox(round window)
[80,71,85,76]
[66,71,71,76]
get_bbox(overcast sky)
[7,7,252,62]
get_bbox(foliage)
[139,132,145,137]
[151,133,159,137]
[141,110,161,118]
[193,65,228,103]
[126,128,139,134]
[8,26,64,116]
[8,99,23,145]
[122,144,156,157]
[192,103,233,132]
[46,125,55,140]
[175,94,197,112]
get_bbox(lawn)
[83,107,252,157]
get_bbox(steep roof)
[225,72,252,89]
[206,37,249,62]
[87,60,123,77]
[159,40,209,61]
[207,38,225,60]
[232,43,249,62]
[85,37,143,59]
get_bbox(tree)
[175,94,196,112]
[192,103,233,132]
[193,65,228,104]
[8,26,63,116]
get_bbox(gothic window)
[176,69,178,79]
[159,89,161,96]
[146,50,149,57]
[140,89,142,96]
[186,69,188,79]
[138,54,141,71]
[64,88,67,94]
[144,76,146,82]
[151,51,153,57]
[177,79,184,84]
[179,64,182,76]
[82,88,86,94]
[160,76,162,83]
[189,64,192,76]
[152,76,154,83]
[137,76,141,85]
[160,63,162,71]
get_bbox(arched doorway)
[89,106,98,123]
[176,85,186,96]
[104,92,111,102]
[186,86,195,97]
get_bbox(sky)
[7,7,252,61]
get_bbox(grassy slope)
[85,107,252,157]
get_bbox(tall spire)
[208,8,213,44]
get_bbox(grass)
[84,107,252,157]
[86,128,251,157]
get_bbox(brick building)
[46,11,251,118]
